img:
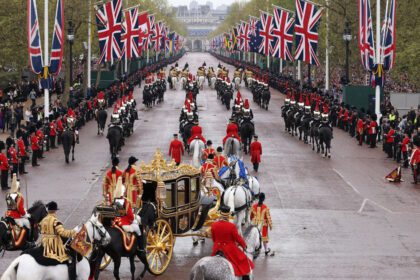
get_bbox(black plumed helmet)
[46,201,59,211]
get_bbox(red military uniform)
[200,160,217,178]
[49,121,56,136]
[401,136,410,153]
[5,193,26,219]
[357,118,364,145]
[0,152,9,171]
[103,168,123,204]
[211,220,254,276]
[202,147,215,161]
[169,139,184,164]
[250,203,272,242]
[30,135,39,151]
[17,138,26,157]
[36,129,44,141]
[114,198,135,227]
[213,154,228,169]
[8,147,18,164]
[188,125,206,145]
[410,148,420,166]
[368,121,377,135]
[386,128,395,143]
[57,118,64,133]
[123,166,142,207]
[223,123,241,144]
[250,141,262,164]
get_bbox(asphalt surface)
[2,52,420,279]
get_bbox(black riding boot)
[67,256,77,280]
[242,275,250,280]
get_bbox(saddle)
[114,225,136,251]
[9,222,26,248]
[22,246,83,266]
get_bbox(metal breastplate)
[6,193,18,210]
[114,198,126,216]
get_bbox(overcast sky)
[167,0,236,8]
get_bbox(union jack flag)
[272,6,295,61]
[241,21,250,52]
[237,23,244,51]
[249,19,263,53]
[380,0,396,72]
[258,11,275,57]
[151,21,163,52]
[249,16,258,37]
[148,15,157,50]
[49,0,64,75]
[294,0,322,66]
[27,0,43,74]
[95,0,123,64]
[138,11,150,50]
[358,0,376,71]
[121,7,140,60]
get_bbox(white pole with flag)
[87,0,92,96]
[325,0,330,91]
[298,60,301,81]
[44,0,49,119]
[280,58,283,73]
[375,0,381,119]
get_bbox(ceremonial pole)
[87,0,92,97]
[280,58,283,73]
[325,0,330,91]
[44,0,49,119]
[375,0,381,118]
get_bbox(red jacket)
[410,148,420,166]
[213,154,228,169]
[223,123,241,144]
[211,220,254,276]
[49,121,57,136]
[368,121,377,135]
[250,141,262,163]
[114,198,134,226]
[202,147,215,160]
[8,147,18,164]
[17,138,26,157]
[36,129,44,140]
[200,161,216,177]
[5,193,26,219]
[188,125,206,144]
[0,153,9,171]
[31,135,40,151]
[401,136,410,152]
[57,119,64,132]
[169,139,184,163]
[357,119,364,133]
[386,129,395,143]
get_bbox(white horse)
[224,137,241,157]
[190,138,205,169]
[233,77,241,90]
[223,183,253,236]
[198,75,206,89]
[1,212,111,280]
[171,76,178,90]
[189,225,261,280]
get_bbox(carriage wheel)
[99,254,112,270]
[146,219,174,275]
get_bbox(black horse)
[107,125,123,158]
[261,88,271,110]
[96,109,108,135]
[62,129,78,164]
[240,120,255,154]
[0,201,47,253]
[310,120,320,152]
[319,126,333,158]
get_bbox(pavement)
[1,52,420,279]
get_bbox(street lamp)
[343,21,352,85]
[67,20,75,87]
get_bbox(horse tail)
[190,260,206,280]
[192,140,200,168]
[1,255,20,280]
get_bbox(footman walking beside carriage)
[251,193,273,256]
[250,135,262,172]
[169,133,184,165]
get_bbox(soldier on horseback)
[188,120,206,146]
[5,174,32,246]
[242,99,254,121]
[223,118,241,145]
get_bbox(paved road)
[2,52,420,279]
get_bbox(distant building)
[174,1,229,51]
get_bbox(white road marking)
[332,168,361,195]
[358,198,368,213]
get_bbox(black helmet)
[128,156,138,165]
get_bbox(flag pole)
[375,0,381,119]
[87,0,92,97]
[325,0,329,91]
[280,58,283,73]
[44,0,49,120]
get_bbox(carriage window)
[165,183,175,208]
[191,178,199,202]
[177,179,190,206]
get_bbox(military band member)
[49,119,57,149]
[169,134,184,165]
[250,193,273,256]
[7,138,18,178]
[410,136,420,184]
[103,157,123,204]
[40,201,77,279]
[401,133,410,168]
[17,136,28,174]
[123,156,143,207]
[0,141,9,189]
